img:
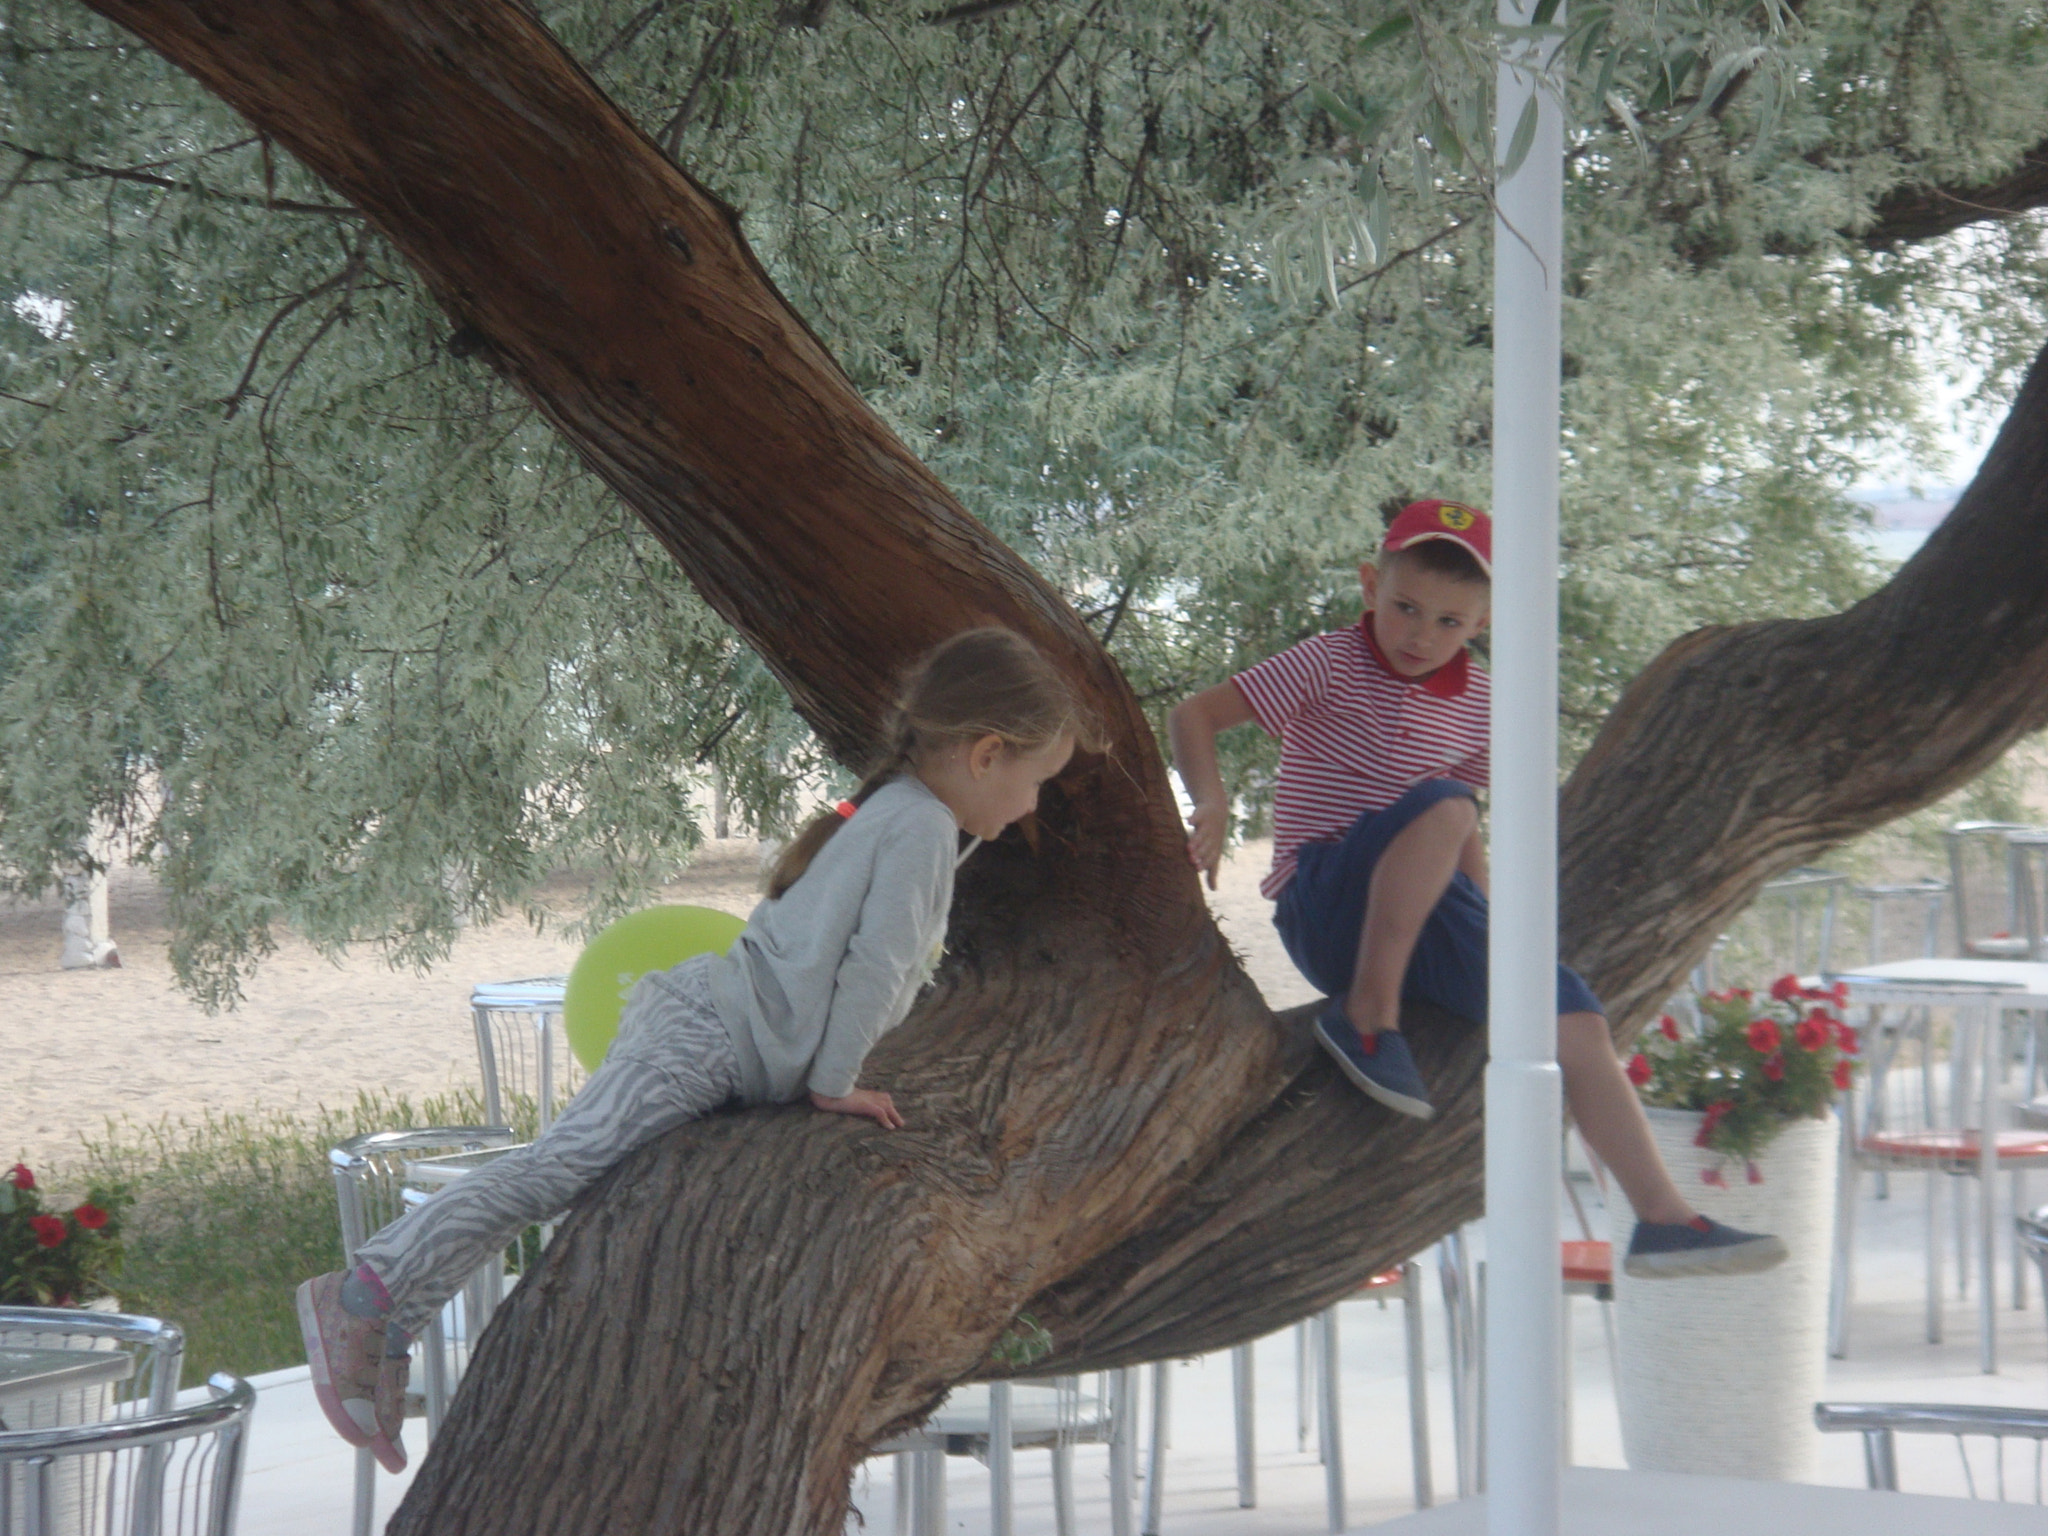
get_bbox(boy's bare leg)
[1343,796,1478,1039]
[1557,1011,1696,1225]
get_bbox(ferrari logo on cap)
[1438,503,1476,530]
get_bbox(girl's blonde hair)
[766,628,1093,898]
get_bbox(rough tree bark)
[73,1,2048,1530]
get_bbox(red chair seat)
[1561,1240,1612,1288]
[1859,1129,2048,1162]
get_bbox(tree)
[11,0,2048,1529]
[16,0,2046,999]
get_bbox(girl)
[297,627,1089,1470]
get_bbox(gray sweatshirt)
[690,776,970,1103]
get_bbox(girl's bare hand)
[808,1087,905,1130]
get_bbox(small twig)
[920,0,1032,22]
[591,0,668,65]
[2,140,356,216]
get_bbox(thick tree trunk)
[78,1,2048,1530]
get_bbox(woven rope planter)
[1613,1107,1838,1481]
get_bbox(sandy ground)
[3,838,1314,1174]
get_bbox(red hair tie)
[834,800,857,819]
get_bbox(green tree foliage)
[3,1,2046,999]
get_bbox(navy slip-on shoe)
[1313,1007,1434,1120]
[1624,1215,1788,1279]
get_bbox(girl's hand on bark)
[809,1087,905,1130]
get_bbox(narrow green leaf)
[1411,137,1434,200]
[1752,66,1783,149]
[1574,18,1610,76]
[1365,166,1391,261]
[1593,46,1619,108]
[1530,0,1563,26]
[1309,83,1370,139]
[1605,90,1649,157]
[1317,219,1342,309]
[1358,13,1413,52]
[1500,93,1539,179]
[1669,45,1767,140]
[1424,99,1465,172]
[1350,210,1378,271]
[1352,99,1394,143]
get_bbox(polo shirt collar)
[1357,614,1472,698]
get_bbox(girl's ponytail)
[763,628,1092,900]
[766,730,913,899]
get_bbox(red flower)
[1658,1013,1681,1041]
[1762,1052,1785,1081]
[1834,1021,1859,1055]
[1701,1166,1727,1187]
[1770,975,1803,1002]
[72,1203,109,1231]
[7,1163,34,1190]
[1830,981,1850,1008]
[1832,1060,1853,1091]
[29,1214,66,1248]
[1694,1099,1736,1147]
[1795,1016,1830,1052]
[1746,1018,1781,1053]
[1626,1052,1652,1086]
[1746,1161,1764,1185]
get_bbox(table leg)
[1980,1001,1999,1375]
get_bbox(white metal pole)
[1487,5,1565,1536]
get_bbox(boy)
[1168,500,1784,1278]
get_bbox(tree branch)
[0,139,358,216]
[1863,140,2048,247]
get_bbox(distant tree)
[7,1,2048,1528]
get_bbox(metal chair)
[1831,1000,2048,1358]
[1134,1261,1429,1535]
[0,1309,183,1429]
[1434,1224,1617,1497]
[0,1373,253,1536]
[1816,1401,2048,1500]
[468,978,579,1131]
[1946,822,2047,959]
[877,1373,1129,1536]
[1688,867,1848,999]
[1852,878,1949,966]
[329,1127,517,1536]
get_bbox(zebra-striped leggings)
[355,954,743,1338]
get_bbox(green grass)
[77,1086,512,1387]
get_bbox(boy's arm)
[1168,682,1257,890]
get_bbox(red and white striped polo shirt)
[1233,619,1490,898]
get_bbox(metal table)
[0,1346,135,1425]
[1831,957,2048,1373]
[1370,1464,2046,1534]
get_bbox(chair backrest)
[2020,1208,2048,1297]
[1816,1401,2048,1500]
[468,978,578,1132]
[2010,832,2048,962]
[1756,867,1849,978]
[0,1372,254,1536]
[0,1309,184,1422]
[1851,878,1948,966]
[1945,822,2046,957]
[329,1128,517,1258]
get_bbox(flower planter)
[1613,1106,1838,1481]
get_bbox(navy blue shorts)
[1272,779,1604,1027]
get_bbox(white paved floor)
[202,1154,2048,1534]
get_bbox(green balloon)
[564,904,748,1072]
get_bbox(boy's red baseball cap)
[1382,500,1492,577]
